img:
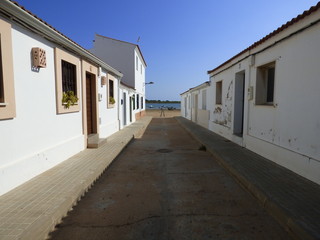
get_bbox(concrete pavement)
[176,117,320,240]
[49,117,291,240]
[0,115,319,239]
[0,116,152,240]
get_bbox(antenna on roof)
[137,36,140,43]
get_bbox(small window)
[108,78,115,108]
[256,62,275,105]
[141,96,144,109]
[137,94,139,109]
[109,80,114,98]
[140,64,142,74]
[132,94,135,110]
[202,89,207,110]
[0,19,16,120]
[62,60,77,93]
[136,56,138,71]
[0,47,4,103]
[216,81,222,104]
[55,48,80,114]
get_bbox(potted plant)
[62,91,78,109]
[109,96,116,105]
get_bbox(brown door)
[86,73,96,135]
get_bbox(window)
[132,94,136,109]
[202,89,207,110]
[62,60,77,93]
[109,80,114,98]
[136,56,138,71]
[107,77,115,108]
[137,94,139,109]
[141,96,144,109]
[140,64,142,74]
[216,81,222,104]
[0,19,16,120]
[55,48,80,114]
[0,47,4,103]
[256,62,275,105]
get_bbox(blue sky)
[16,0,319,101]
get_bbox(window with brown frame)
[107,78,115,108]
[62,60,77,93]
[54,47,80,114]
[0,19,16,120]
[109,79,114,99]
[0,44,4,103]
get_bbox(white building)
[0,1,123,195]
[90,34,147,124]
[181,81,211,129]
[119,82,136,129]
[181,2,320,185]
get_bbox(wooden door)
[86,73,95,134]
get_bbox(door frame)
[233,70,245,136]
[123,92,127,126]
[82,60,99,147]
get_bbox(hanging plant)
[109,96,116,104]
[62,91,79,109]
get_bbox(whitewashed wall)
[133,49,146,117]
[206,13,320,184]
[98,71,119,138]
[91,35,135,88]
[246,21,320,184]
[0,23,85,195]
[119,86,135,129]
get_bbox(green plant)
[62,91,78,109]
[109,96,115,104]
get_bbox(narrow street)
[49,118,291,240]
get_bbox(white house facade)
[90,34,147,123]
[119,82,136,129]
[0,1,123,195]
[181,2,320,185]
[181,81,211,129]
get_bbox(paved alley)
[49,118,291,240]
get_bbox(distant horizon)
[146,99,181,103]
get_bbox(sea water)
[146,103,181,109]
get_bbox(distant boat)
[149,105,154,108]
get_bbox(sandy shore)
[145,109,181,118]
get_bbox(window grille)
[0,43,3,103]
[61,60,77,93]
[109,80,114,98]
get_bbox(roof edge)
[3,0,123,78]
[180,81,210,95]
[207,1,320,75]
